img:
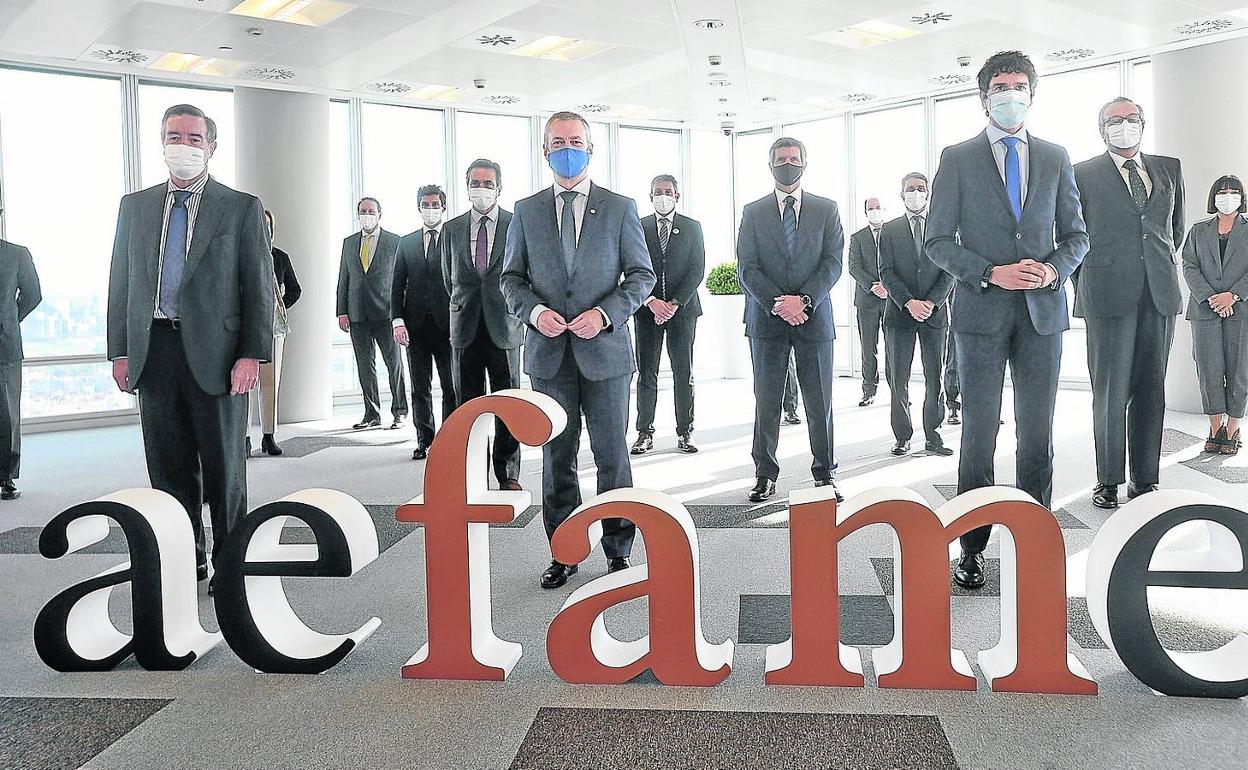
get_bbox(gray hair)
[160,103,217,144]
[1098,96,1145,130]
[543,111,592,147]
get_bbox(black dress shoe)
[196,563,209,582]
[925,442,954,457]
[783,411,802,425]
[891,440,910,456]
[207,575,216,596]
[1127,482,1159,499]
[412,446,428,461]
[353,417,381,430]
[1092,483,1119,509]
[540,561,578,589]
[813,478,844,503]
[0,479,18,500]
[630,432,653,455]
[607,557,631,573]
[386,417,404,430]
[953,551,986,589]
[244,436,252,458]
[747,478,776,502]
[677,433,698,453]
[947,408,961,425]
[500,479,523,491]
[261,434,283,456]
[859,394,875,407]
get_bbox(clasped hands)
[537,308,606,339]
[906,299,936,322]
[646,298,680,325]
[773,295,808,326]
[1209,291,1237,318]
[989,259,1056,291]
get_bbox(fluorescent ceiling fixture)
[839,19,919,48]
[229,0,354,27]
[410,84,460,101]
[510,35,611,62]
[148,52,244,77]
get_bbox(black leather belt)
[152,317,181,330]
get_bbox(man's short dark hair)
[465,158,502,187]
[1207,175,1247,215]
[161,103,217,144]
[651,174,679,193]
[417,184,446,207]
[863,198,880,213]
[1098,96,1145,130]
[977,51,1038,95]
[357,196,381,214]
[769,136,806,163]
[901,172,929,189]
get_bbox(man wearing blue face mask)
[501,111,655,590]
[926,51,1089,589]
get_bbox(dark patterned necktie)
[912,215,925,258]
[474,217,489,274]
[782,196,797,255]
[659,216,670,254]
[1123,159,1148,211]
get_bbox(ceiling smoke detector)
[245,66,295,81]
[246,27,264,37]
[1174,18,1234,36]
[90,48,150,65]
[482,94,520,105]
[368,81,411,95]
[693,19,724,30]
[1045,48,1094,62]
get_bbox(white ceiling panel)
[266,27,376,69]
[323,6,424,36]
[499,3,680,51]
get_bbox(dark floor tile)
[0,697,170,770]
[1181,454,1248,484]
[738,594,894,646]
[1161,428,1204,455]
[872,557,1001,597]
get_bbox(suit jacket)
[337,228,401,323]
[440,207,522,349]
[1072,152,1185,318]
[500,183,655,382]
[736,191,844,341]
[391,227,450,333]
[878,214,954,329]
[926,129,1089,336]
[847,224,885,309]
[106,177,273,396]
[0,240,41,365]
[1182,215,1248,322]
[636,212,705,321]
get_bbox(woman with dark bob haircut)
[1181,174,1248,455]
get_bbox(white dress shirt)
[530,178,610,328]
[470,205,498,256]
[986,124,1029,205]
[1109,150,1153,197]
[153,173,209,319]
[392,225,441,329]
[774,186,803,225]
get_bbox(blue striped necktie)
[1001,136,1023,222]
[782,195,797,255]
[158,189,192,319]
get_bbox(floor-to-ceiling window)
[360,102,446,237]
[616,126,683,215]
[688,130,735,269]
[454,111,535,213]
[329,99,359,397]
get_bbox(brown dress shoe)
[500,479,523,491]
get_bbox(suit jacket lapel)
[487,210,509,272]
[458,215,476,274]
[758,196,788,256]
[141,186,165,283]
[1225,216,1248,278]
[975,131,1016,220]
[1099,151,1138,209]
[572,183,606,275]
[795,197,820,253]
[181,179,225,286]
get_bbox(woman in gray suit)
[1183,175,1248,455]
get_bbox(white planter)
[704,293,749,380]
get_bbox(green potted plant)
[703,261,748,379]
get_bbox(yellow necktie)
[361,234,373,272]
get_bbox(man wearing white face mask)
[1073,98,1185,510]
[438,160,523,486]
[927,51,1088,590]
[107,104,274,593]
[847,197,888,407]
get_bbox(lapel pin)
[673,228,680,235]
[589,208,597,215]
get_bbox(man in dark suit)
[926,52,1088,589]
[1073,97,1185,509]
[0,239,40,500]
[439,161,523,486]
[630,174,705,456]
[108,104,273,589]
[878,172,955,457]
[393,185,454,460]
[338,197,407,431]
[501,111,655,589]
[847,197,888,407]
[737,136,845,504]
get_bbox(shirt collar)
[986,124,1028,146]
[905,208,928,221]
[471,206,498,226]
[1109,149,1145,172]
[167,173,209,196]
[553,177,593,198]
[361,228,379,239]
[775,186,803,207]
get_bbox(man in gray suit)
[108,104,273,588]
[440,161,523,487]
[927,52,1089,589]
[738,136,845,504]
[337,197,408,430]
[847,197,887,407]
[1073,97,1185,509]
[501,111,655,590]
[0,239,40,500]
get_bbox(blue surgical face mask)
[547,147,591,179]
[988,89,1030,130]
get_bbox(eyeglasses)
[1103,115,1144,127]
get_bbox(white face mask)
[903,190,928,212]
[866,209,885,226]
[164,143,207,181]
[1215,192,1242,216]
[988,89,1030,130]
[1105,121,1143,150]
[652,194,677,216]
[420,208,444,228]
[358,214,379,232]
[467,187,498,212]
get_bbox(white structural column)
[1154,38,1248,414]
[234,88,333,423]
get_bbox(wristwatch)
[801,294,812,309]
[981,265,994,289]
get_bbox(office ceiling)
[0,0,1245,127]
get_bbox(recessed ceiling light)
[482,94,520,105]
[1045,48,1094,62]
[840,20,919,48]
[693,19,724,30]
[150,52,245,77]
[245,65,296,81]
[229,0,354,27]
[511,35,611,62]
[1174,18,1234,36]
[90,48,150,65]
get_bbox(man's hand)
[1210,292,1237,314]
[871,282,888,299]
[338,314,350,333]
[394,324,409,347]
[989,261,1049,291]
[648,298,678,325]
[537,309,569,338]
[784,311,809,326]
[773,295,807,323]
[568,309,606,339]
[1219,304,1235,318]
[112,358,132,393]
[230,358,260,396]
[906,299,934,322]
[1020,259,1058,289]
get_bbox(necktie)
[782,195,797,256]
[560,190,578,274]
[658,217,670,297]
[360,233,373,272]
[912,215,925,258]
[1123,159,1148,211]
[158,189,192,319]
[474,217,489,274]
[426,229,438,263]
[1001,136,1023,222]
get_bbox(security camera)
[957,56,972,68]
[721,120,735,136]
[473,78,487,89]
[708,54,723,67]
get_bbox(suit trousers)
[885,322,948,445]
[856,306,884,397]
[634,312,697,436]
[750,335,837,482]
[1192,318,1248,419]
[0,362,21,479]
[956,295,1062,554]
[530,346,635,560]
[1085,305,1174,486]
[248,333,284,437]
[350,320,408,422]
[138,324,248,569]
[944,330,961,409]
[782,356,799,415]
[406,317,455,448]
[452,322,521,483]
